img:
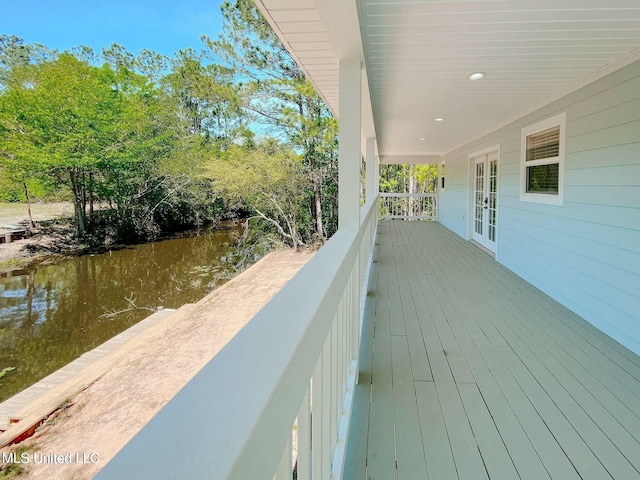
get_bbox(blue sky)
[0,0,224,58]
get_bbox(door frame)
[467,145,501,257]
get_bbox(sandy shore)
[0,249,313,479]
[0,202,75,272]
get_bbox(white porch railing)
[379,192,437,220]
[96,199,379,480]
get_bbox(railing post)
[275,437,292,479]
[297,387,311,480]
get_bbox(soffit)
[255,0,640,158]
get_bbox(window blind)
[526,125,560,162]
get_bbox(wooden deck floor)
[344,221,640,480]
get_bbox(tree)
[207,142,309,248]
[0,95,44,229]
[8,54,132,236]
[1,48,172,238]
[0,35,53,89]
[3,32,337,247]
[164,49,244,145]
[0,36,58,227]
[380,164,437,194]
[205,0,339,241]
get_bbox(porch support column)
[374,154,380,198]
[365,137,377,205]
[338,58,362,231]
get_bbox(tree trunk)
[81,170,88,231]
[89,170,95,226]
[74,195,86,237]
[314,178,324,238]
[69,168,86,237]
[23,182,35,233]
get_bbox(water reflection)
[0,222,244,402]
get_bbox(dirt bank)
[0,232,71,274]
[0,249,313,479]
[0,203,75,273]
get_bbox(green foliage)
[0,12,341,247]
[0,445,32,478]
[0,40,234,242]
[0,34,54,88]
[207,142,309,247]
[206,0,339,241]
[380,164,438,194]
[0,366,16,379]
[1,53,148,235]
[165,49,243,144]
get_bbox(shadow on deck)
[345,220,640,480]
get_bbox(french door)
[471,151,498,253]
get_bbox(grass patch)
[0,446,34,479]
[0,251,54,274]
[0,257,39,272]
[40,398,74,429]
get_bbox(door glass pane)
[474,162,484,236]
[488,159,498,242]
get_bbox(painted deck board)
[457,383,520,480]
[365,237,397,479]
[435,233,640,476]
[345,220,640,480]
[415,381,458,480]
[390,335,429,479]
[407,248,562,480]
[394,236,433,382]
[430,234,636,478]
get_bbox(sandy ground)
[0,241,32,266]
[0,249,313,479]
[0,203,73,270]
[0,203,73,227]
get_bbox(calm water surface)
[0,222,244,402]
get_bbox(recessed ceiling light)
[469,72,485,80]
[411,148,417,151]
[434,118,445,122]
[419,137,426,141]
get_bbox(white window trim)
[520,112,566,206]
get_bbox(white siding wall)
[439,60,640,354]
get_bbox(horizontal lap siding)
[440,60,640,355]
[438,158,471,238]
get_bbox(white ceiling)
[254,0,640,159]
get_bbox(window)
[440,162,446,190]
[520,112,565,205]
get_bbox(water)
[0,221,244,403]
